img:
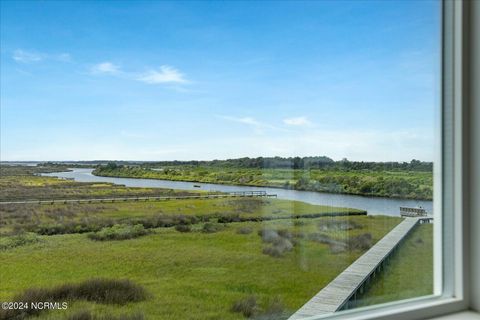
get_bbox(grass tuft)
[0,278,148,320]
[0,232,40,250]
[88,224,149,241]
[231,295,258,318]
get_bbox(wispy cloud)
[13,50,43,63]
[137,65,187,84]
[283,116,312,126]
[89,63,188,87]
[90,62,121,74]
[12,49,72,63]
[217,115,280,134]
[220,116,263,127]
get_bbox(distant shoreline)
[92,169,433,201]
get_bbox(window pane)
[0,1,440,319]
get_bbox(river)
[42,168,433,217]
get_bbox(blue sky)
[0,0,440,162]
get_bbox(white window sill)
[430,311,480,320]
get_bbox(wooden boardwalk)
[289,217,426,319]
[0,191,277,205]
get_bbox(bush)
[88,224,149,241]
[277,229,292,239]
[273,238,294,251]
[317,219,362,232]
[175,224,192,233]
[257,229,280,243]
[263,238,294,258]
[0,232,40,250]
[0,279,147,320]
[236,226,253,234]
[231,295,258,317]
[33,218,115,236]
[348,233,373,250]
[201,223,223,233]
[217,214,241,223]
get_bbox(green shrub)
[258,229,280,243]
[175,224,192,233]
[348,233,373,250]
[263,238,294,258]
[33,218,114,235]
[88,224,149,241]
[201,223,223,233]
[0,232,40,250]
[217,214,241,223]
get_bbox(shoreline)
[91,170,433,202]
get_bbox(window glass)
[0,1,440,319]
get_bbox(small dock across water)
[0,190,277,205]
[289,216,431,319]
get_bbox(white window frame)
[295,0,478,319]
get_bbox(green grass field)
[1,216,404,320]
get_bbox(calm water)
[43,168,433,216]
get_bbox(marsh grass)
[259,229,295,258]
[0,216,407,319]
[0,232,40,250]
[68,309,145,320]
[0,279,147,320]
[88,224,149,241]
[231,295,258,317]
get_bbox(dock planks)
[0,191,277,205]
[289,217,423,319]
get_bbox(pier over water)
[289,217,431,319]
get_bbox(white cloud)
[137,65,187,84]
[90,62,120,74]
[12,50,72,64]
[283,116,312,126]
[220,116,263,126]
[217,115,277,130]
[12,50,43,63]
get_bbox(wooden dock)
[289,217,427,319]
[0,190,277,205]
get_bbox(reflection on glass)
[0,1,439,319]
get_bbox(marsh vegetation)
[93,158,433,200]
[0,165,433,319]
